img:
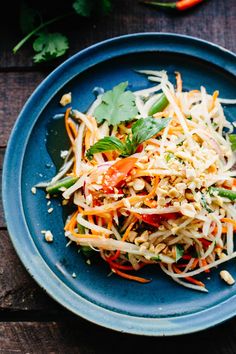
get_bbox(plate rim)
[2,32,236,336]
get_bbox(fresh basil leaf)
[175,244,184,262]
[229,134,236,151]
[94,82,138,125]
[131,117,171,146]
[86,136,125,159]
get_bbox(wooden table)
[1,1,236,352]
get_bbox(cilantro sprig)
[94,82,138,125]
[13,0,113,63]
[86,116,171,159]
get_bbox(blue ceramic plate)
[3,33,236,336]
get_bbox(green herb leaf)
[33,32,69,63]
[94,82,138,125]
[175,244,184,262]
[20,1,40,34]
[87,117,171,158]
[229,134,236,151]
[73,0,93,16]
[73,0,112,17]
[86,136,125,159]
[131,116,171,147]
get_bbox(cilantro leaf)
[73,0,93,16]
[33,32,69,63]
[94,82,138,125]
[86,137,126,160]
[86,117,171,159]
[229,134,236,151]
[20,1,40,34]
[73,0,112,17]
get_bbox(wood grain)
[1,317,236,354]
[1,0,236,351]
[0,229,62,312]
[1,0,235,69]
[0,71,48,146]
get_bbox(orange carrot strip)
[175,71,182,93]
[221,218,236,229]
[68,119,78,139]
[201,258,210,273]
[190,258,199,270]
[64,107,74,145]
[112,268,151,284]
[173,265,205,287]
[64,210,79,231]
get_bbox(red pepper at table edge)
[141,0,204,11]
[102,157,137,193]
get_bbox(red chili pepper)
[140,213,178,227]
[102,157,137,193]
[199,238,211,248]
[136,143,144,153]
[142,0,204,11]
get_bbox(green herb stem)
[13,13,70,54]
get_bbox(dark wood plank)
[0,229,61,312]
[1,317,236,354]
[0,148,5,227]
[0,72,47,146]
[1,0,235,69]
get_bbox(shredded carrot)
[221,218,236,229]
[88,215,98,235]
[175,71,182,93]
[68,119,78,139]
[106,222,136,262]
[190,258,199,270]
[210,90,219,111]
[85,129,91,151]
[144,200,157,208]
[64,210,79,231]
[200,258,210,273]
[112,268,151,283]
[64,107,74,145]
[173,265,205,287]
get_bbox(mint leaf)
[175,244,184,262]
[229,134,236,151]
[86,137,125,159]
[73,0,112,16]
[94,82,138,125]
[33,32,69,63]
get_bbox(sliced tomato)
[198,238,211,248]
[103,157,137,193]
[136,143,143,153]
[140,213,179,227]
